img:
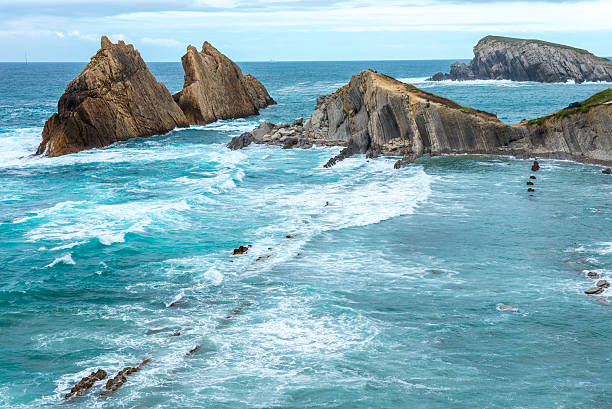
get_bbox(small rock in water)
[186,345,200,356]
[172,332,181,337]
[496,304,518,312]
[602,168,611,174]
[430,270,442,275]
[286,234,295,239]
[596,280,610,288]
[587,271,600,279]
[526,181,534,186]
[233,245,250,255]
[65,369,107,400]
[529,176,536,180]
[325,201,329,206]
[527,188,535,192]
[585,287,605,295]
[531,160,540,172]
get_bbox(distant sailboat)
[25,51,28,65]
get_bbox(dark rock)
[585,287,605,295]
[173,42,275,125]
[186,345,200,356]
[428,35,612,83]
[587,271,600,279]
[37,37,188,157]
[172,332,181,337]
[101,359,150,396]
[527,188,535,192]
[603,168,612,174]
[596,280,610,288]
[293,117,303,126]
[233,245,249,255]
[282,137,299,149]
[526,181,534,186]
[286,235,295,239]
[227,132,254,150]
[567,102,582,109]
[530,176,536,179]
[65,369,107,400]
[531,161,540,172]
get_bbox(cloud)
[140,37,183,47]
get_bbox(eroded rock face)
[37,37,188,157]
[174,42,275,125]
[429,36,612,83]
[229,70,612,167]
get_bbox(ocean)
[0,60,611,408]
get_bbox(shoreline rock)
[429,36,612,83]
[37,37,188,157]
[228,70,612,167]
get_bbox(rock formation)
[173,42,276,125]
[228,70,612,167]
[37,37,188,157]
[100,358,150,396]
[65,369,107,400]
[429,36,612,83]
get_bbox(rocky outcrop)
[173,42,276,125]
[37,37,188,157]
[429,36,612,83]
[229,70,612,167]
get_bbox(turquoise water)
[1,61,611,408]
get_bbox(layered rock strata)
[173,42,276,125]
[429,36,612,83]
[229,70,612,167]
[37,37,188,157]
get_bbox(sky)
[0,0,610,62]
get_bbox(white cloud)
[140,37,182,47]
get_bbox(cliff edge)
[429,36,612,83]
[37,36,188,157]
[229,70,612,167]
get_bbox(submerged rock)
[37,37,188,157]
[596,280,610,288]
[173,42,275,125]
[603,168,612,174]
[428,36,612,83]
[496,304,518,312]
[231,70,612,167]
[65,369,107,400]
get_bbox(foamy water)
[1,61,611,408]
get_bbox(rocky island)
[37,37,189,157]
[37,37,275,157]
[229,70,612,167]
[173,42,276,125]
[429,36,612,83]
